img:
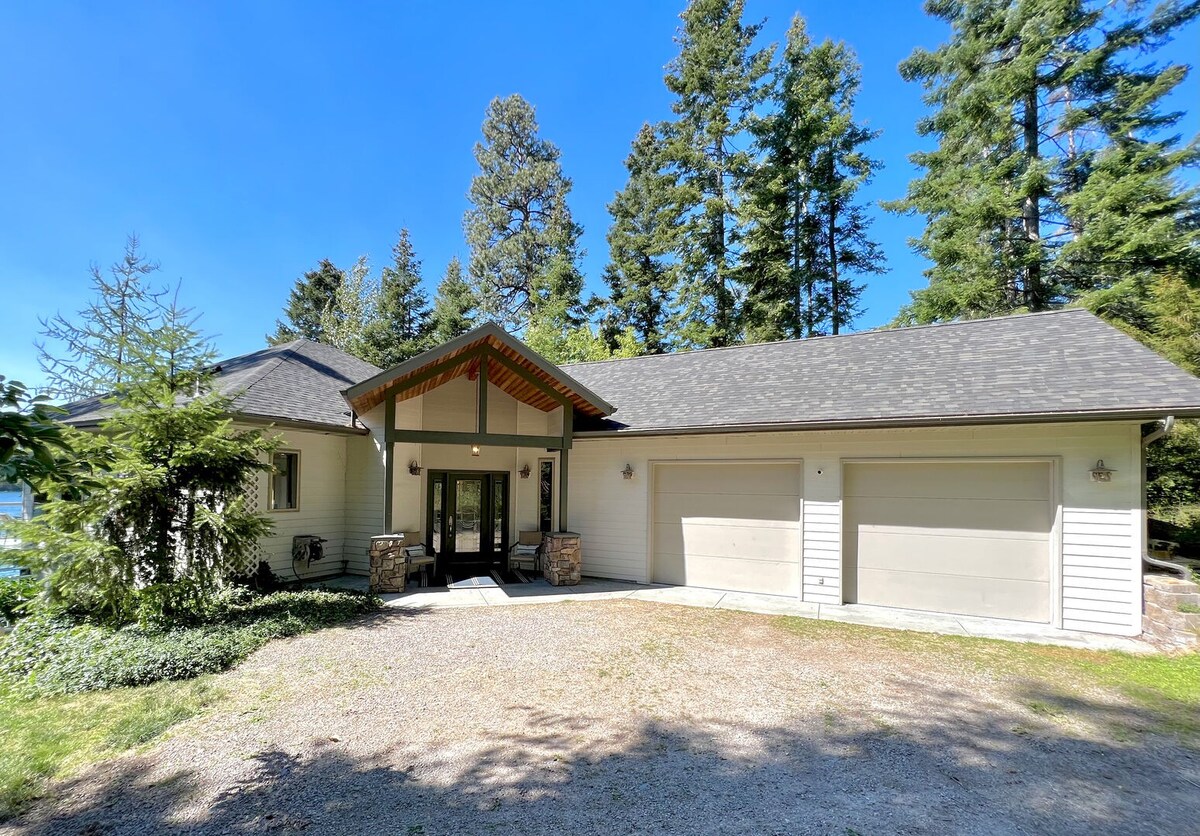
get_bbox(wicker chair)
[508,530,543,574]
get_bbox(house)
[64,308,1200,638]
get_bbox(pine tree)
[38,235,164,400]
[464,95,583,329]
[603,123,680,355]
[24,251,275,622]
[429,257,476,344]
[270,259,346,344]
[662,0,772,348]
[362,229,432,367]
[890,0,1200,324]
[740,17,882,340]
[803,36,884,335]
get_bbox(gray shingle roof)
[64,340,380,433]
[564,309,1200,435]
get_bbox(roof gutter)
[230,413,370,436]
[574,408,1200,439]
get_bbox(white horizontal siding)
[253,428,350,581]
[568,421,1143,637]
[343,404,385,575]
[803,499,841,605]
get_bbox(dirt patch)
[4,601,1197,835]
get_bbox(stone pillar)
[369,534,407,594]
[1143,573,1200,650]
[542,532,582,586]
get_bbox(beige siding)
[569,422,1143,636]
[344,404,386,574]
[252,427,350,580]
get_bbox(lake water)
[0,489,24,577]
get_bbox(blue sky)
[1,1,1197,385]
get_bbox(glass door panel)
[453,477,483,557]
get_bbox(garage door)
[652,462,802,595]
[843,461,1053,623]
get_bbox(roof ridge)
[561,308,1092,368]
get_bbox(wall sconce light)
[471,444,481,457]
[1090,459,1115,482]
[408,461,422,476]
[519,464,531,479]
[621,463,635,480]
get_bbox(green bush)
[0,588,380,695]
[0,577,39,623]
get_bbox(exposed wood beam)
[385,429,571,449]
[381,346,482,402]
[481,347,572,407]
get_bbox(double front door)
[427,471,509,567]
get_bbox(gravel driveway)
[4,600,1197,835]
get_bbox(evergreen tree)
[363,229,432,367]
[740,17,883,340]
[464,95,583,329]
[38,235,164,400]
[22,253,275,622]
[429,257,476,344]
[662,0,772,348]
[890,0,1200,324]
[603,123,680,355]
[270,259,346,344]
[319,256,377,360]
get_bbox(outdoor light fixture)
[1089,459,1115,483]
[471,444,481,457]
[621,463,635,480]
[519,464,531,479]
[408,461,422,476]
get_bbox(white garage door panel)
[654,492,801,528]
[653,462,802,596]
[654,521,801,560]
[855,569,1049,621]
[855,531,1050,581]
[655,553,798,592]
[844,462,1051,501]
[655,462,802,496]
[850,496,1052,535]
[845,461,1053,623]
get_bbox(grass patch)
[1178,601,1200,614]
[774,615,1200,740]
[0,678,219,819]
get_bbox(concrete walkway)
[318,575,1151,653]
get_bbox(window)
[271,451,299,511]
[538,459,554,532]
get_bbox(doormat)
[446,575,499,589]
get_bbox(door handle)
[448,515,454,534]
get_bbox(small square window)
[271,451,299,511]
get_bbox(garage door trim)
[648,459,804,598]
[840,456,1063,627]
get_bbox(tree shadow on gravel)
[8,681,1198,836]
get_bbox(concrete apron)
[379,577,1152,653]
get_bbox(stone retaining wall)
[542,532,581,586]
[369,535,407,594]
[1143,573,1200,651]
